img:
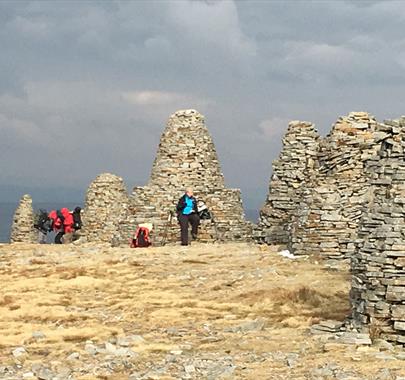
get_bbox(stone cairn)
[289,112,381,259]
[10,194,37,243]
[254,121,320,244]
[115,109,252,246]
[350,117,405,346]
[80,173,129,244]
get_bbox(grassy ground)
[0,242,403,379]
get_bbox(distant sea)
[0,203,259,243]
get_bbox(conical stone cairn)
[10,194,38,243]
[116,109,252,245]
[81,173,129,244]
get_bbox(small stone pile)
[254,121,320,244]
[350,117,405,346]
[289,112,380,259]
[81,173,129,244]
[10,194,37,243]
[116,109,252,245]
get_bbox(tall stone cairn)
[10,194,37,243]
[254,121,320,244]
[350,117,405,346]
[81,173,129,244]
[116,109,252,246]
[289,112,380,259]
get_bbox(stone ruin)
[256,112,405,345]
[254,121,320,244]
[82,109,252,246]
[290,112,380,259]
[10,194,37,244]
[256,112,382,260]
[350,117,405,346]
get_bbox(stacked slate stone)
[254,121,320,244]
[289,112,380,259]
[10,194,38,243]
[116,109,252,246]
[81,173,129,244]
[350,117,405,346]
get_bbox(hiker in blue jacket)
[176,188,200,246]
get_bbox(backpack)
[56,210,65,223]
[34,209,51,233]
[72,208,82,230]
[130,227,151,248]
[197,201,212,220]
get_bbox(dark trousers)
[55,231,64,244]
[178,213,200,245]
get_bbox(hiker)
[71,206,82,241]
[72,207,82,230]
[48,210,64,244]
[33,209,52,244]
[176,188,200,246]
[130,223,152,248]
[60,207,74,244]
[48,208,73,244]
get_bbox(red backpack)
[130,227,151,248]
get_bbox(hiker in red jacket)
[48,208,74,244]
[61,207,74,244]
[48,210,64,244]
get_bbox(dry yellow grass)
[0,242,403,379]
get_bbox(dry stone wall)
[81,173,129,244]
[116,109,252,246]
[350,118,405,346]
[289,112,380,259]
[10,194,37,243]
[254,121,320,244]
[256,112,385,260]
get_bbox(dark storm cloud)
[1,0,405,210]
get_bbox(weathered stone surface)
[80,173,129,244]
[289,112,380,259]
[349,117,405,347]
[255,112,384,260]
[254,121,320,244]
[10,194,37,244]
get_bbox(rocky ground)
[0,242,404,380]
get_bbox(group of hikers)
[34,207,82,244]
[33,188,210,246]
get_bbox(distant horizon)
[0,182,266,212]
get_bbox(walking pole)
[161,211,173,246]
[210,211,220,242]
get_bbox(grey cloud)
[0,0,405,211]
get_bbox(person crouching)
[176,188,200,246]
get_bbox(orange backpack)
[130,227,151,248]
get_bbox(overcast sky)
[1,0,405,210]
